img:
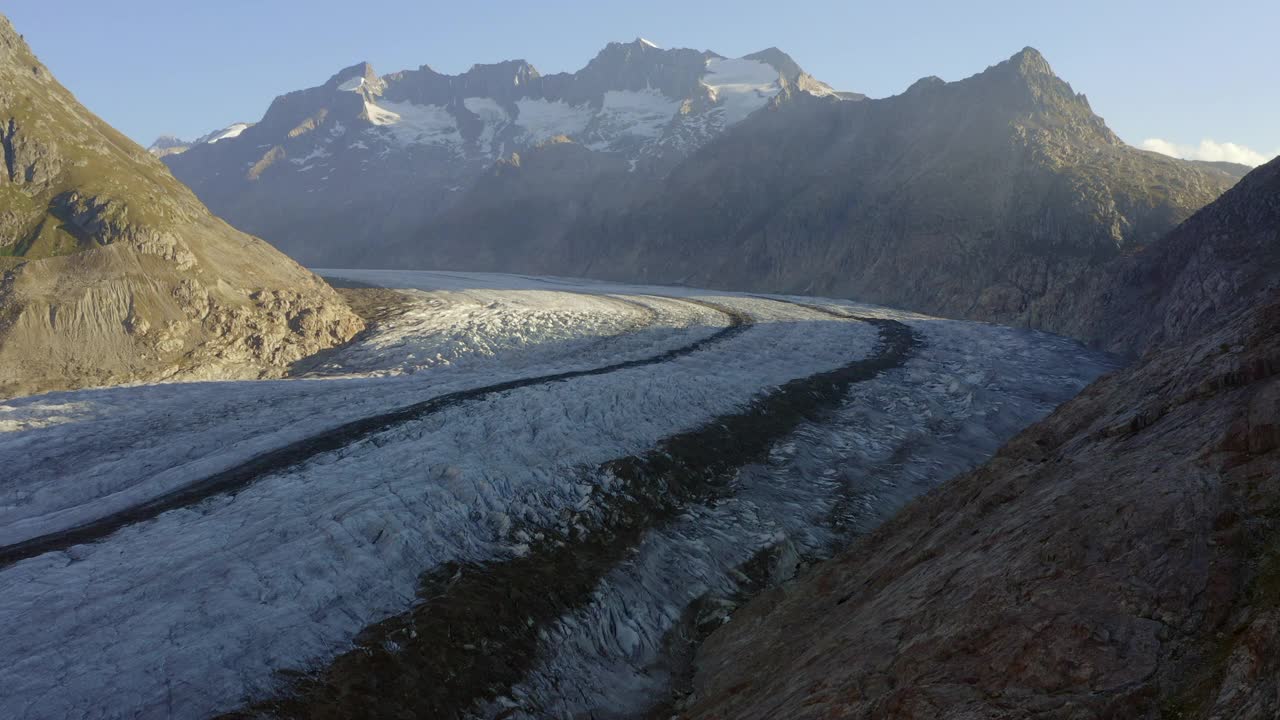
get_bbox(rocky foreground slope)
[0,15,362,397]
[679,158,1280,719]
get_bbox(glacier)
[0,271,1114,719]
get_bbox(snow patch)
[591,88,681,143]
[703,57,783,126]
[338,76,366,92]
[514,98,593,144]
[364,100,462,151]
[463,97,509,154]
[289,147,332,167]
[200,123,250,144]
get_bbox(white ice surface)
[481,297,1114,718]
[589,88,682,147]
[201,122,250,144]
[337,76,366,92]
[513,98,593,144]
[0,276,880,719]
[0,275,726,545]
[703,57,783,125]
[364,99,462,150]
[463,96,510,154]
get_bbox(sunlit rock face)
[0,13,363,398]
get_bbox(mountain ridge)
[161,39,856,265]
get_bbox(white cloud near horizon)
[1140,138,1278,167]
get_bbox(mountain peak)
[905,75,946,94]
[971,46,1060,86]
[743,47,804,81]
[149,134,188,148]
[958,46,1119,145]
[1007,46,1054,76]
[326,61,379,90]
[598,37,670,58]
[464,59,540,81]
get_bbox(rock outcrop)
[0,14,362,397]
[679,158,1280,719]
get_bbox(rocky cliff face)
[0,14,363,397]
[162,40,848,266]
[679,158,1280,719]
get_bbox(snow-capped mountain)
[163,39,857,264]
[145,134,190,157]
[147,121,254,157]
[194,121,252,145]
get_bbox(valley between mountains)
[2,7,1279,720]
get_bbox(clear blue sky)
[5,0,1276,164]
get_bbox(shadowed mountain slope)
[681,157,1280,720]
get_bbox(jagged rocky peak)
[461,60,541,94]
[605,36,669,54]
[904,75,946,94]
[327,61,383,94]
[954,47,1074,96]
[150,134,188,149]
[743,47,804,81]
[1007,45,1054,76]
[978,46,1102,118]
[886,45,1118,147]
[572,38,709,98]
[147,122,253,158]
[467,59,541,81]
[148,134,191,157]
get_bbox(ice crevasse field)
[0,270,1114,719]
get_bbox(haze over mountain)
[164,43,1241,336]
[0,15,362,396]
[163,40,847,266]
